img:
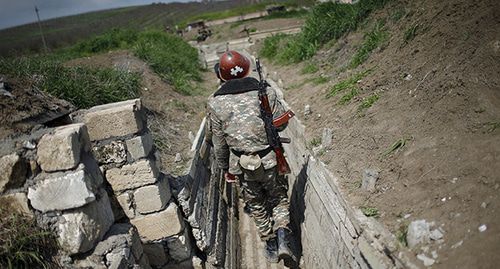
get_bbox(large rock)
[143,243,169,267]
[84,223,145,268]
[0,192,31,216]
[106,159,159,192]
[83,99,145,141]
[134,176,171,214]
[57,190,115,254]
[28,164,101,212]
[166,230,192,262]
[37,123,90,172]
[126,133,154,161]
[0,153,27,192]
[116,192,135,219]
[131,203,184,242]
[407,219,431,248]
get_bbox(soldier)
[207,51,295,264]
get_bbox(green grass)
[359,93,380,110]
[0,57,141,109]
[327,69,371,98]
[301,63,319,74]
[403,23,419,44]
[381,137,411,157]
[390,7,406,22]
[260,0,389,64]
[309,137,322,148]
[349,20,388,68]
[1,28,201,106]
[264,8,309,20]
[179,2,270,27]
[338,88,359,105]
[310,76,330,85]
[360,206,379,217]
[396,224,409,247]
[0,199,58,269]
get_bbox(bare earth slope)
[262,0,499,267]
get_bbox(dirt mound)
[66,50,213,175]
[0,77,74,140]
[260,0,500,267]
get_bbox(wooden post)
[35,6,49,53]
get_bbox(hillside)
[0,0,293,56]
[257,0,500,267]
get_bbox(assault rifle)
[256,58,294,175]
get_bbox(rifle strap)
[213,77,264,96]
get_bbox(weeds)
[390,7,406,22]
[0,57,140,109]
[338,88,359,105]
[309,137,322,148]
[301,63,319,74]
[360,206,379,217]
[382,137,411,157]
[403,23,419,44]
[485,121,500,133]
[349,20,388,68]
[327,69,370,98]
[359,93,380,110]
[396,224,409,247]
[0,199,58,268]
[310,76,330,85]
[260,0,389,64]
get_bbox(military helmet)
[218,50,250,81]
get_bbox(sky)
[0,0,195,29]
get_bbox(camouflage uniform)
[207,81,290,241]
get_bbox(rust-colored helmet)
[218,50,251,81]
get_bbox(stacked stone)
[25,123,114,256]
[79,99,192,268]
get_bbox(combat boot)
[277,228,297,266]
[264,237,279,263]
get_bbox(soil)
[254,0,500,268]
[0,77,74,140]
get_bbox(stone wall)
[0,99,199,269]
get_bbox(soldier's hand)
[224,172,238,183]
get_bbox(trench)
[182,71,414,268]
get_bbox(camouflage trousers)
[240,166,290,241]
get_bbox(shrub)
[0,199,58,269]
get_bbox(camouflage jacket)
[207,81,287,175]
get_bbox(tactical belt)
[231,147,272,158]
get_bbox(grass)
[0,57,141,109]
[310,76,330,85]
[360,206,379,217]
[0,199,58,269]
[260,0,389,64]
[403,23,419,44]
[327,69,371,98]
[486,121,500,133]
[1,28,201,107]
[390,7,406,22]
[338,88,359,105]
[309,137,322,148]
[301,63,319,74]
[396,224,409,247]
[264,8,309,20]
[381,137,411,157]
[359,93,380,110]
[179,2,270,27]
[349,20,388,68]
